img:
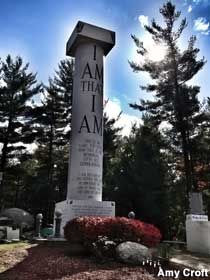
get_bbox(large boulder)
[116,241,151,265]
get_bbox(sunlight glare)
[131,33,167,63]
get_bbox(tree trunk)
[0,119,11,210]
[180,129,192,194]
[170,43,193,211]
[46,121,54,224]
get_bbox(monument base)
[54,199,115,236]
[186,217,210,255]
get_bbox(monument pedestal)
[186,193,210,254]
[55,200,115,236]
[186,220,210,255]
[186,215,210,255]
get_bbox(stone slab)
[189,192,205,215]
[31,238,70,247]
[6,227,20,241]
[186,214,208,221]
[186,220,210,254]
[55,199,115,236]
[66,21,115,57]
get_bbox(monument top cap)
[66,21,115,57]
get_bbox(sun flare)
[131,33,167,63]
[146,42,167,62]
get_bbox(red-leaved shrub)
[64,216,161,247]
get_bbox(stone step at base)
[54,199,115,236]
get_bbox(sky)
[0,0,210,135]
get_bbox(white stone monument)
[54,21,115,236]
[186,192,210,254]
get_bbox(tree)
[112,116,169,236]
[103,112,122,199]
[16,145,69,224]
[53,58,74,138]
[190,98,210,216]
[28,58,73,222]
[0,55,42,208]
[129,1,206,204]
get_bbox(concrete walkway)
[170,250,210,271]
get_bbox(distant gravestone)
[6,227,20,241]
[186,194,210,254]
[189,192,205,215]
[0,227,20,241]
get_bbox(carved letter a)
[78,115,91,133]
[82,63,92,79]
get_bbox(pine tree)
[53,58,74,138]
[185,99,210,189]
[29,58,74,222]
[113,116,168,234]
[18,144,69,224]
[30,83,67,222]
[0,55,42,208]
[103,113,122,199]
[129,1,206,201]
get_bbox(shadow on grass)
[0,243,125,280]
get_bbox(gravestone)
[186,192,210,254]
[187,192,207,221]
[0,226,20,241]
[189,192,205,215]
[54,21,115,236]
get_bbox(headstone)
[186,220,210,254]
[186,192,210,254]
[189,192,205,215]
[0,226,20,241]
[54,21,115,236]
[6,227,20,241]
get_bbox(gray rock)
[116,241,151,264]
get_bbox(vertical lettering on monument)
[67,42,104,201]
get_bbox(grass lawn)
[0,241,34,274]
[0,242,29,252]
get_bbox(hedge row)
[64,216,161,247]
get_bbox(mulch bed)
[0,244,208,280]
